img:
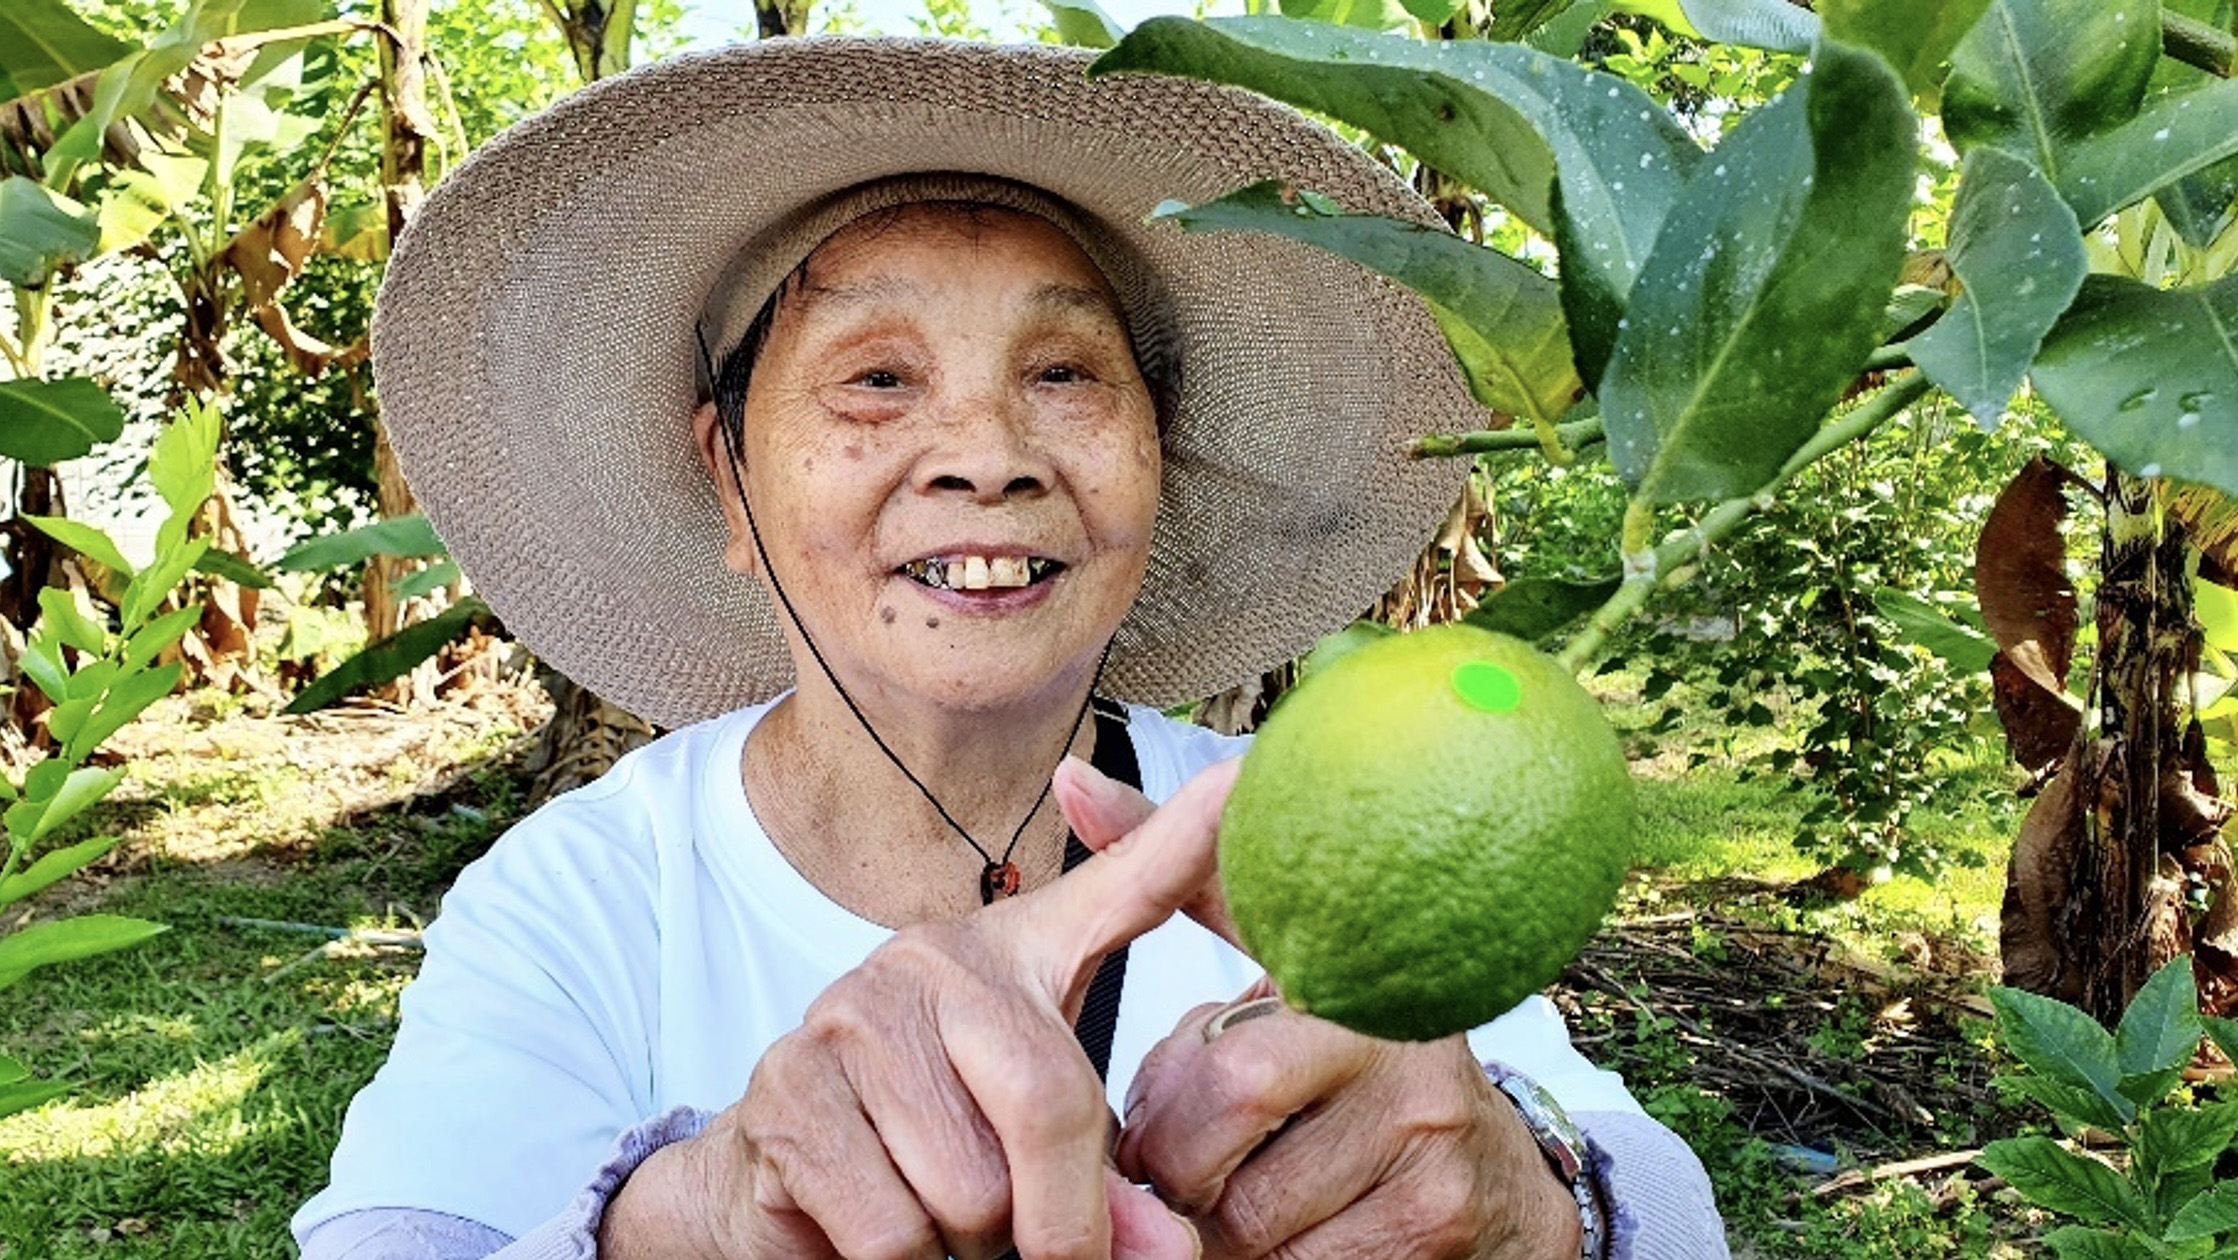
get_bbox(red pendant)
[980,860,1022,904]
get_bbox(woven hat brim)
[373,37,1479,728]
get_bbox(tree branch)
[1553,371,1935,675]
[2165,10,2235,79]
[1412,412,1605,458]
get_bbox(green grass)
[0,701,529,1260]
[0,691,2036,1258]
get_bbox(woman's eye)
[1037,365,1082,384]
[855,370,903,389]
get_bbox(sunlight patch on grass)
[0,1030,294,1162]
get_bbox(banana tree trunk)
[2072,470,2204,1027]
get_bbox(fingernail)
[1202,995,1284,1042]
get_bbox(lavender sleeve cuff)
[1574,1109,1731,1260]
[295,1105,714,1260]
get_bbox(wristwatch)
[1486,1065,1608,1260]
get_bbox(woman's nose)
[917,392,1054,502]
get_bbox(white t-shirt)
[294,700,1640,1241]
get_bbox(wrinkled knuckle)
[1206,1186,1281,1259]
[1205,1052,1289,1130]
[1396,1171,1481,1257]
[839,1213,943,1260]
[936,1172,1014,1253]
[1010,1214,1102,1260]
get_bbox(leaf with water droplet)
[1599,41,1916,504]
[1092,16,1697,391]
[2033,273,2238,499]
[1820,0,1991,93]
[1943,0,2158,184]
[1150,182,1581,429]
[1905,148,2086,430]
[1609,0,1819,52]
[2058,77,2238,227]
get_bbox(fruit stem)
[1553,371,1934,676]
[1411,413,1606,459]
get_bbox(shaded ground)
[1,679,2043,1257]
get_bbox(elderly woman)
[292,36,1725,1260]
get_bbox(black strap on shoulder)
[1060,697,1139,1083]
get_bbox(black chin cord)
[699,327,1111,904]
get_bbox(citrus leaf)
[275,512,446,572]
[1151,182,1578,426]
[2032,273,2238,499]
[2060,77,2238,228]
[2207,1014,2238,1065]
[1942,0,2160,182]
[26,765,124,843]
[67,661,181,764]
[0,834,121,906]
[0,1053,24,1086]
[121,605,200,674]
[192,548,274,591]
[1820,0,1993,92]
[2172,1183,2238,1241]
[1468,576,1622,643]
[1609,0,1818,52]
[1976,1137,2152,1230]
[1486,0,1574,41]
[1872,589,1996,673]
[283,596,487,715]
[35,586,105,656]
[0,377,125,467]
[1990,984,2128,1110]
[1040,0,1124,46]
[119,539,205,632]
[0,0,131,97]
[1905,147,2086,430]
[1093,17,1698,387]
[1600,41,1915,504]
[2116,956,2203,1084]
[24,515,132,581]
[1278,0,1418,31]
[0,914,166,993]
[146,396,220,524]
[2139,1101,2238,1178]
[1300,620,1395,678]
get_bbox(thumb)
[1054,755,1242,952]
[1107,1168,1199,1260]
[1004,757,1242,1012]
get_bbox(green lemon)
[1219,624,1634,1042]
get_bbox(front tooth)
[946,559,967,588]
[989,557,1028,587]
[962,556,991,590]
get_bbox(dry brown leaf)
[1976,456,2080,698]
[223,179,326,310]
[1991,651,2082,774]
[2168,483,2238,584]
[2001,743,2088,999]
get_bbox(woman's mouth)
[895,555,1065,591]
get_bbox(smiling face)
[697,203,1162,716]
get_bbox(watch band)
[1485,1064,1607,1260]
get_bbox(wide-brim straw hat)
[373,35,1479,729]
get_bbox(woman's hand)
[1118,1002,1582,1260]
[598,761,1236,1260]
[1058,760,1586,1260]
